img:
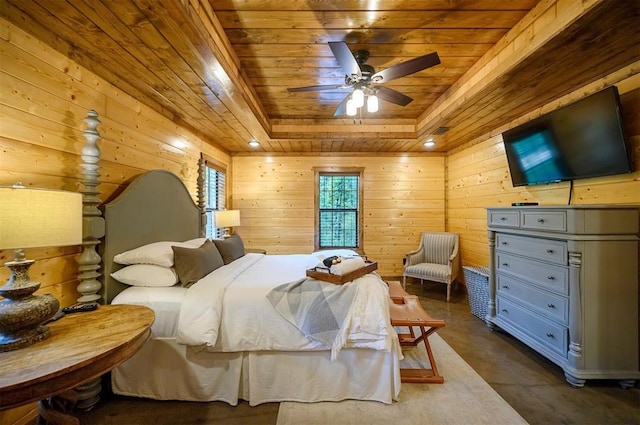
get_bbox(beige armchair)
[403,232,460,301]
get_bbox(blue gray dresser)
[487,205,639,387]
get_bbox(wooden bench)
[387,281,445,383]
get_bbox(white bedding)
[111,250,402,405]
[114,251,395,353]
[112,285,186,338]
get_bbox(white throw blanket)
[266,277,359,360]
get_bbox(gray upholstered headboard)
[101,170,202,303]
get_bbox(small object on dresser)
[62,302,98,314]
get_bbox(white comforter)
[176,252,395,353]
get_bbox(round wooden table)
[0,304,154,423]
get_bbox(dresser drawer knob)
[501,309,508,314]
[537,218,545,223]
[500,217,507,221]
[502,263,509,267]
[547,276,555,280]
[501,242,508,245]
[502,285,509,289]
[547,303,555,308]
[546,249,554,254]
[546,333,555,338]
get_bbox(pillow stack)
[111,235,247,288]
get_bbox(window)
[315,168,363,251]
[202,156,226,238]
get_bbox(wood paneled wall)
[447,70,640,274]
[232,154,445,276]
[0,18,230,310]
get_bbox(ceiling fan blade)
[287,84,346,92]
[375,86,413,106]
[371,52,440,83]
[328,41,361,78]
[333,95,351,116]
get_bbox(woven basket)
[463,266,490,320]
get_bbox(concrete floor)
[72,280,639,425]
[413,280,639,425]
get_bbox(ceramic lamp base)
[0,258,59,352]
[0,324,50,352]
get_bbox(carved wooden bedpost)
[77,110,105,304]
[197,155,207,237]
[74,110,106,411]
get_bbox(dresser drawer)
[496,253,569,295]
[488,210,520,228]
[495,233,567,265]
[497,275,569,324]
[521,211,567,232]
[496,297,568,357]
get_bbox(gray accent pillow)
[213,233,246,265]
[172,239,224,288]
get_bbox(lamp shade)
[214,210,241,228]
[0,186,83,250]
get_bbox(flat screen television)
[502,86,633,187]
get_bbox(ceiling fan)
[287,42,441,116]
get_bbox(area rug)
[276,333,528,425]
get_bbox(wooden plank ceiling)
[1,0,639,153]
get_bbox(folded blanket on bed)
[329,256,366,275]
[267,278,359,360]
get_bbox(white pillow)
[111,264,178,287]
[113,238,208,267]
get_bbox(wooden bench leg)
[386,286,445,384]
[400,325,444,384]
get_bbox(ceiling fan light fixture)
[346,98,357,116]
[367,95,379,113]
[288,42,440,117]
[352,88,364,108]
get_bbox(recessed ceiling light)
[248,140,260,147]
[170,138,188,149]
[423,139,435,147]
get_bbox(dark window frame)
[202,155,227,239]
[313,167,364,253]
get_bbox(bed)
[100,169,402,406]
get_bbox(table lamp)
[214,210,241,239]
[0,184,82,352]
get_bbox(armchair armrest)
[404,247,424,267]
